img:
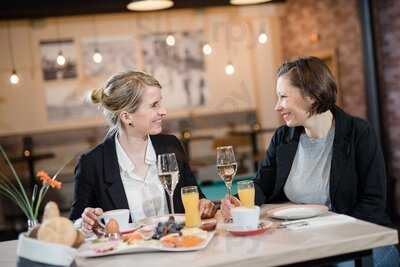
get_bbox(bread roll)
[42,201,60,222]
[72,229,85,248]
[37,217,77,246]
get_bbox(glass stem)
[227,186,232,199]
[169,193,175,216]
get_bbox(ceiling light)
[225,63,235,76]
[230,0,272,5]
[166,34,175,46]
[56,51,66,66]
[6,22,19,85]
[92,49,103,63]
[202,43,212,55]
[9,69,19,85]
[258,32,268,44]
[127,0,174,11]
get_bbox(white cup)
[99,209,130,230]
[231,206,260,229]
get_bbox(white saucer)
[218,220,273,237]
[218,220,273,232]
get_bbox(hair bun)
[91,88,104,104]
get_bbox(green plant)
[0,145,64,222]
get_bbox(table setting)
[1,147,396,267]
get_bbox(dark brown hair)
[277,56,337,115]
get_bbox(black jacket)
[69,134,204,221]
[254,106,391,226]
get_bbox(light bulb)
[127,0,174,11]
[225,63,235,75]
[56,51,66,66]
[202,43,212,55]
[92,49,102,63]
[9,70,19,85]
[166,35,175,46]
[258,32,268,44]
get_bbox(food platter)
[78,214,215,258]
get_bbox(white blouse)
[115,135,168,222]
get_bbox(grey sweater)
[284,126,335,207]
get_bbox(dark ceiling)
[0,0,284,20]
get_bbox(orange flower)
[36,171,62,189]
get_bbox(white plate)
[268,204,329,220]
[78,230,215,257]
[78,214,215,258]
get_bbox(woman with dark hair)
[222,57,398,266]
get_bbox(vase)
[27,218,38,231]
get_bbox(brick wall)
[375,0,400,219]
[281,0,400,218]
[281,0,367,118]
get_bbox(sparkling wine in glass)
[216,146,237,199]
[157,153,179,216]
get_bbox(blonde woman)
[70,71,216,231]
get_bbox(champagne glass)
[216,146,237,199]
[157,153,179,216]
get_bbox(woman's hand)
[199,198,217,219]
[220,195,241,222]
[81,207,103,232]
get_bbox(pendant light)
[225,62,235,76]
[258,22,268,44]
[92,49,102,63]
[127,0,174,11]
[56,19,66,66]
[91,17,102,63]
[230,0,272,5]
[56,51,66,66]
[202,43,212,55]
[9,69,19,85]
[7,22,19,85]
[166,34,175,46]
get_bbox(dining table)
[0,203,398,267]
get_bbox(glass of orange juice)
[237,180,255,208]
[181,186,201,228]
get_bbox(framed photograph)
[308,49,342,107]
[141,31,208,111]
[40,39,77,81]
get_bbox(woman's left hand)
[199,198,217,219]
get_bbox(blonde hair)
[91,71,161,136]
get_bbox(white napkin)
[280,214,356,230]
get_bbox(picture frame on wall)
[308,49,342,107]
[40,39,77,81]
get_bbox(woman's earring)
[128,122,134,127]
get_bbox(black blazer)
[69,134,205,221]
[254,106,391,226]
